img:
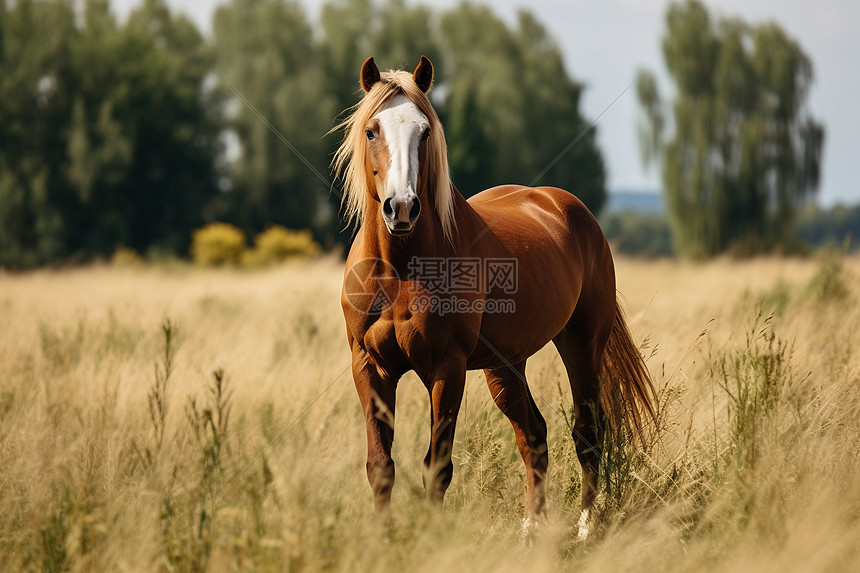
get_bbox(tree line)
[0,0,606,267]
[0,0,825,267]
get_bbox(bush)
[110,247,143,267]
[242,226,321,267]
[600,211,674,257]
[190,223,246,266]
[806,250,851,303]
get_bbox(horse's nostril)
[382,198,395,219]
[409,199,421,223]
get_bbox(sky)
[113,0,860,206]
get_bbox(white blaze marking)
[374,94,429,208]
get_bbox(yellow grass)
[0,254,858,571]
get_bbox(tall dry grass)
[0,253,858,571]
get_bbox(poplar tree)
[637,0,824,257]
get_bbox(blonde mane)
[332,70,456,244]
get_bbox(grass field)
[1,253,858,571]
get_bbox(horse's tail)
[599,299,657,443]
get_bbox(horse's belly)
[466,277,578,369]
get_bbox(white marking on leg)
[520,516,537,545]
[577,508,590,540]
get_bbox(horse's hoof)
[576,509,590,541]
[520,516,540,545]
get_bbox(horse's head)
[334,56,456,243]
[360,56,433,236]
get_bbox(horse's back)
[468,184,586,210]
[467,184,608,260]
[468,185,596,233]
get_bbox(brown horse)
[335,56,655,538]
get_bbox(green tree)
[75,0,220,255]
[319,0,375,118]
[120,0,222,254]
[213,0,337,240]
[0,0,220,266]
[319,0,441,119]
[0,0,76,266]
[637,0,824,258]
[438,6,606,212]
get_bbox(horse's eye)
[365,129,375,140]
[421,128,431,141]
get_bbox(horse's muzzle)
[382,196,420,235]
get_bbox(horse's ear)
[361,57,381,92]
[413,55,433,93]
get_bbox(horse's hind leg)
[484,359,549,521]
[553,326,609,538]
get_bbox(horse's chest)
[360,315,438,379]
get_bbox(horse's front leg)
[422,360,467,504]
[352,348,398,513]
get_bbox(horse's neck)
[445,184,485,249]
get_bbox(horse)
[335,55,655,538]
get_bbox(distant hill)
[606,190,664,214]
[600,193,860,255]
